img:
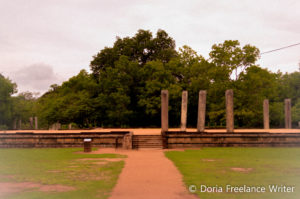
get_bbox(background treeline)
[1,29,300,130]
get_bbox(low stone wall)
[2,130,300,149]
[0,131,131,148]
[163,131,300,148]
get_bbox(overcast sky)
[0,0,299,95]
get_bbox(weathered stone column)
[161,90,169,132]
[57,122,61,130]
[13,119,17,130]
[34,117,38,130]
[226,89,234,132]
[180,91,188,131]
[285,99,292,129]
[197,90,207,132]
[49,124,54,130]
[122,132,133,150]
[263,99,269,129]
[29,117,33,129]
[18,119,22,130]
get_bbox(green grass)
[0,148,126,199]
[165,148,300,199]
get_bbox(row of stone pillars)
[13,117,38,130]
[263,98,292,129]
[161,90,293,132]
[29,117,38,130]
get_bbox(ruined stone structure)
[263,99,269,129]
[0,90,299,149]
[285,99,292,129]
[180,91,188,131]
[29,117,33,129]
[197,90,206,132]
[34,117,38,130]
[161,90,169,132]
[0,131,131,148]
[226,89,234,132]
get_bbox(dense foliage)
[1,29,299,129]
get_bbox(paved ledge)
[1,128,300,134]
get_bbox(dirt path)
[93,148,198,199]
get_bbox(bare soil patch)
[0,182,75,197]
[0,175,15,180]
[73,158,124,167]
[76,158,124,162]
[202,159,219,162]
[231,167,253,173]
[39,184,75,192]
[47,170,62,173]
[68,165,79,168]
[93,161,108,165]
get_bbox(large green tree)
[234,66,279,127]
[24,30,299,129]
[90,29,178,77]
[209,40,260,80]
[38,70,98,128]
[11,92,37,129]
[0,74,16,129]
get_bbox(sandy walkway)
[93,148,198,199]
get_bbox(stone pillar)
[13,119,17,130]
[49,122,61,130]
[49,124,54,130]
[180,91,188,131]
[226,89,234,132]
[29,117,33,129]
[18,119,22,130]
[197,90,207,132]
[285,99,292,129]
[57,122,61,130]
[161,90,169,132]
[34,117,38,130]
[122,132,133,150]
[263,99,269,129]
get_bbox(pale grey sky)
[0,0,299,94]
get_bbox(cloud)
[9,63,63,95]
[0,0,299,86]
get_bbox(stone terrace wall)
[0,131,130,148]
[163,131,300,148]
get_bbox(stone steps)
[132,135,163,149]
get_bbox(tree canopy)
[90,29,177,77]
[1,29,299,130]
[0,74,16,129]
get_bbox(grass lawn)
[165,148,300,199]
[0,148,126,199]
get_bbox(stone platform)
[1,128,300,134]
[163,130,300,148]
[0,128,300,148]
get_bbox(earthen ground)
[0,182,75,198]
[231,167,254,173]
[90,148,198,199]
